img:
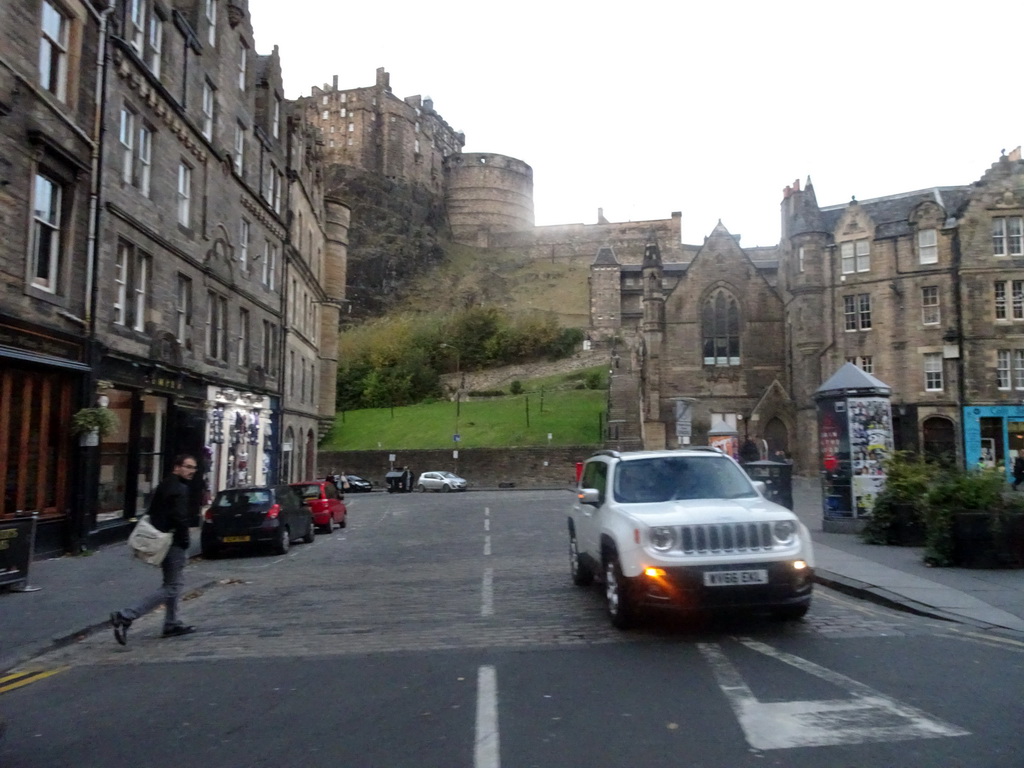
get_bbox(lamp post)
[439,343,461,433]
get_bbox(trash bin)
[385,471,409,493]
[743,460,793,510]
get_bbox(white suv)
[568,448,814,628]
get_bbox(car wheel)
[320,518,333,534]
[274,524,290,555]
[569,526,593,586]
[339,515,347,529]
[772,602,810,621]
[604,554,636,629]
[441,484,451,493]
[418,484,427,493]
[303,518,316,544]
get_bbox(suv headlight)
[772,520,797,545]
[649,526,676,552]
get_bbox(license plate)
[222,535,251,543]
[704,569,768,586]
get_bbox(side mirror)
[752,480,768,496]
[577,488,601,506]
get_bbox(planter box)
[886,504,927,547]
[951,512,1024,569]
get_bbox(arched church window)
[702,289,740,366]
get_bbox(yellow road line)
[0,667,68,694]
[949,629,1024,651]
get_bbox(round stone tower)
[445,153,534,244]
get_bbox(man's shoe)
[110,612,131,646]
[161,625,196,638]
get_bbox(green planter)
[951,512,1024,569]
[887,504,927,547]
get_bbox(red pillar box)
[575,462,584,485]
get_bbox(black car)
[344,474,373,493]
[201,485,314,558]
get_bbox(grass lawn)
[322,389,606,450]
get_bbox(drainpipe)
[85,0,113,335]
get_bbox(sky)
[248,0,1023,248]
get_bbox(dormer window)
[918,228,938,264]
[840,239,870,274]
[993,216,1024,257]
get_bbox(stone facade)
[2,0,342,555]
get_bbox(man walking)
[110,454,198,644]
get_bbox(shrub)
[860,452,937,545]
[921,467,1006,566]
[467,389,505,398]
[584,370,603,390]
[509,380,523,395]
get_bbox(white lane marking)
[484,518,490,531]
[698,638,969,750]
[481,568,494,616]
[475,665,500,768]
[483,535,491,556]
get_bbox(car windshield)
[214,489,271,507]
[440,472,460,479]
[613,456,757,503]
[292,484,322,500]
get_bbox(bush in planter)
[860,452,936,546]
[921,467,1007,566]
[70,406,119,438]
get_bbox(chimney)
[333,74,338,91]
[793,179,801,192]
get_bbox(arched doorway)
[763,417,789,460]
[922,417,956,466]
[305,429,315,479]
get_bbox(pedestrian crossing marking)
[0,667,68,695]
[699,638,969,750]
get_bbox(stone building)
[2,0,342,556]
[300,68,464,195]
[600,151,1024,477]
[0,0,105,553]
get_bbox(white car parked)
[568,448,814,628]
[416,471,468,492]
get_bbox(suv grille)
[679,523,774,554]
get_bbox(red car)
[290,480,347,533]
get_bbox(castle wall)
[445,153,535,242]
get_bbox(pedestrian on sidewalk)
[1013,449,1024,490]
[110,454,198,644]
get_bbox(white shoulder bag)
[128,515,173,565]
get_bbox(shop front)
[204,387,275,498]
[0,315,90,556]
[92,359,208,540]
[963,405,1024,479]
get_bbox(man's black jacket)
[147,474,191,550]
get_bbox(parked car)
[201,485,314,558]
[569,448,814,628]
[344,474,373,493]
[416,471,468,492]
[290,480,347,532]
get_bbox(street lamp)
[439,343,462,430]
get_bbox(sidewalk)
[3,484,1024,673]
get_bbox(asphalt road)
[2,490,1023,767]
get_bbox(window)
[798,246,805,273]
[237,308,250,366]
[262,240,276,289]
[994,280,1024,321]
[273,96,281,139]
[924,353,943,392]
[128,0,146,56]
[348,123,354,132]
[146,11,162,76]
[993,350,1024,390]
[273,171,282,214]
[177,163,191,226]
[205,0,216,47]
[238,218,250,270]
[262,160,274,202]
[322,110,329,120]
[233,123,245,174]
[238,40,247,90]
[922,286,940,325]
[39,1,69,100]
[701,288,740,366]
[175,274,192,344]
[206,291,228,360]
[846,356,873,374]
[113,241,149,331]
[289,349,296,395]
[119,106,151,196]
[340,108,346,117]
[843,293,872,331]
[993,216,1024,257]
[321,95,328,105]
[30,172,62,293]
[262,320,277,372]
[201,80,215,140]
[840,239,871,274]
[918,228,938,264]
